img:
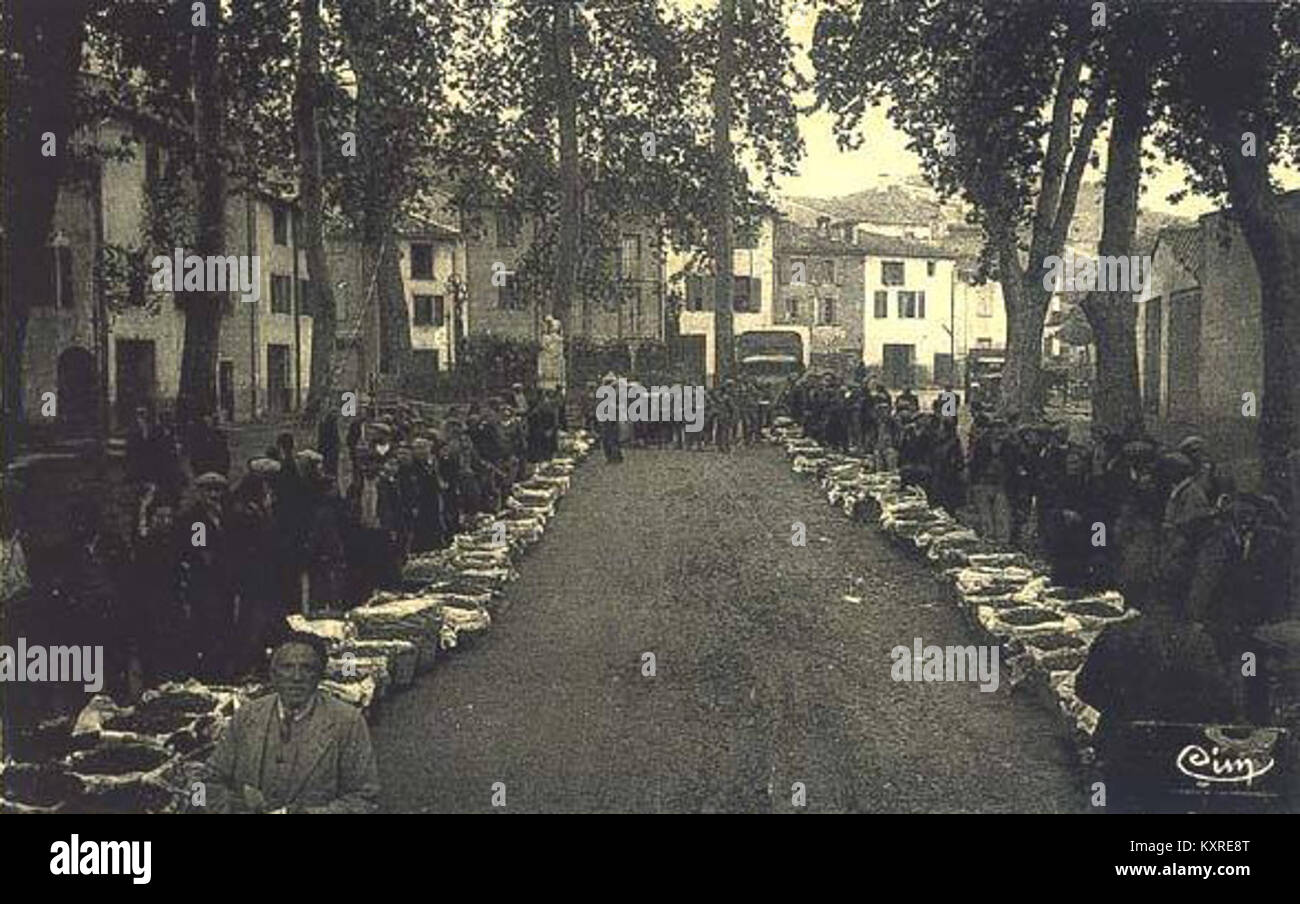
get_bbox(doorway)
[56,346,97,428]
[114,339,156,427]
[882,344,915,389]
[268,344,292,415]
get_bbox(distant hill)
[780,177,1194,263]
[784,176,953,228]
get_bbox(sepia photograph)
[0,0,1296,874]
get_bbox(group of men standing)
[582,372,774,462]
[4,387,564,707]
[782,371,928,469]
[784,371,1289,652]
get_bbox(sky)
[766,2,1299,219]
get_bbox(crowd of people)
[581,372,775,461]
[1,385,567,710]
[786,370,1296,805]
[783,370,1291,663]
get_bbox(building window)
[498,272,523,310]
[977,294,993,317]
[788,257,807,285]
[874,290,888,319]
[817,259,835,285]
[820,298,836,325]
[976,337,993,348]
[495,210,521,248]
[432,294,445,327]
[627,285,642,332]
[918,290,926,318]
[270,275,292,314]
[686,275,705,311]
[410,243,434,280]
[733,275,755,313]
[898,290,920,318]
[882,260,905,286]
[785,297,799,320]
[298,278,310,316]
[273,205,289,246]
[46,244,74,308]
[926,260,936,277]
[620,233,641,280]
[413,294,434,326]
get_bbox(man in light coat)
[203,633,380,813]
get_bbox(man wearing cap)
[1165,441,1216,549]
[186,411,231,478]
[368,422,394,465]
[179,472,233,679]
[511,382,529,414]
[895,384,919,416]
[470,406,510,504]
[897,410,933,493]
[393,443,420,560]
[500,398,528,482]
[409,438,445,552]
[597,373,623,462]
[929,415,966,515]
[344,449,400,604]
[968,417,1012,544]
[1111,439,1164,607]
[297,449,345,613]
[438,422,464,534]
[227,462,280,675]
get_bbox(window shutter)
[59,247,74,307]
[752,277,762,311]
[918,291,926,319]
[47,248,59,305]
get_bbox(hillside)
[781,177,1194,262]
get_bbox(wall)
[404,236,460,372]
[1196,210,1271,425]
[955,277,1007,359]
[461,208,537,341]
[861,254,957,383]
[581,217,666,340]
[216,194,313,422]
[669,215,778,381]
[1136,232,1202,420]
[852,221,934,242]
[774,247,867,359]
[24,153,104,419]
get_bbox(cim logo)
[1175,735,1277,788]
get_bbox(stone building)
[459,205,666,344]
[22,119,314,428]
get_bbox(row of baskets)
[773,419,1137,761]
[0,430,597,813]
